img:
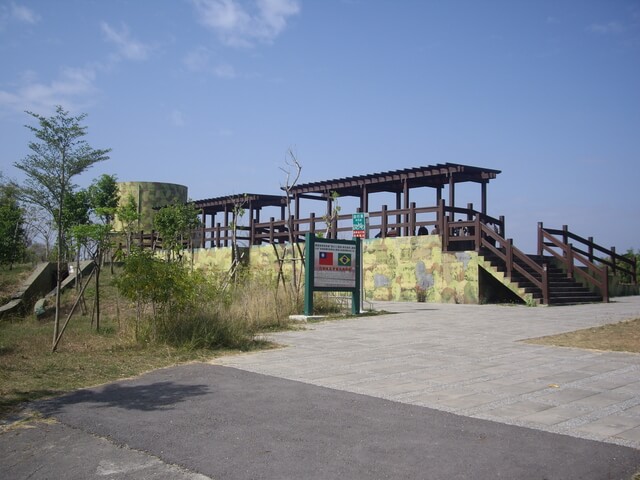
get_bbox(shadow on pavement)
[36,381,209,416]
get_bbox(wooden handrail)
[476,221,548,303]
[540,224,636,284]
[539,229,609,301]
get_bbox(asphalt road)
[2,363,639,480]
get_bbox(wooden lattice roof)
[287,163,501,197]
[193,193,285,214]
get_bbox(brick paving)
[217,296,640,449]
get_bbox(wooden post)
[331,214,337,239]
[250,210,255,246]
[448,174,455,221]
[215,222,221,248]
[588,237,594,263]
[200,211,206,248]
[567,244,574,279]
[409,202,416,236]
[381,205,388,238]
[269,217,275,244]
[223,205,229,247]
[602,265,609,303]
[475,215,481,251]
[481,181,487,215]
[611,246,617,275]
[403,179,409,236]
[442,213,449,251]
[438,199,446,237]
[499,215,505,238]
[562,225,569,248]
[537,222,544,256]
[542,263,549,305]
[310,212,316,234]
[506,239,513,278]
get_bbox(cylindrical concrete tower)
[114,181,188,232]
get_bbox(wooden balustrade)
[539,223,636,286]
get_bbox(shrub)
[115,252,298,350]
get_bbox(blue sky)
[1,0,639,253]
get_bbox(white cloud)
[588,21,624,34]
[0,66,98,114]
[183,47,237,78]
[100,22,151,60]
[191,0,300,47]
[10,2,40,24]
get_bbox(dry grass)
[0,313,220,418]
[526,318,640,354]
[0,266,297,419]
[0,264,33,304]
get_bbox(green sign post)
[304,233,361,316]
[352,212,368,239]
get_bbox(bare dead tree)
[221,194,248,291]
[278,148,304,301]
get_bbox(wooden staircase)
[442,215,634,306]
[479,250,602,305]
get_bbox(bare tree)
[24,206,56,260]
[277,148,304,299]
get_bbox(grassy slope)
[0,266,276,419]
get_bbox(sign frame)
[304,233,361,316]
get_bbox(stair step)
[479,247,606,306]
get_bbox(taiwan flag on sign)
[319,251,333,266]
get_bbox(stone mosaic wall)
[188,243,300,285]
[114,182,188,232]
[187,236,479,304]
[362,235,479,304]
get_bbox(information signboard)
[314,240,357,288]
[304,234,361,315]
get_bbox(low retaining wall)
[187,235,479,304]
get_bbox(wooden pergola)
[287,162,501,229]
[194,193,286,247]
[192,163,502,246]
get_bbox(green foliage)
[115,251,297,349]
[88,174,119,223]
[620,249,639,284]
[71,223,113,257]
[14,106,111,226]
[0,179,26,267]
[115,194,141,254]
[153,202,200,261]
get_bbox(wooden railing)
[197,200,505,248]
[537,224,613,301]
[459,217,549,304]
[537,224,636,285]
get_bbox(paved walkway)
[217,296,640,449]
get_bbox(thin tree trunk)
[95,261,100,332]
[53,211,63,349]
[52,268,95,352]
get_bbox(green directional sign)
[352,213,366,230]
[352,213,368,238]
